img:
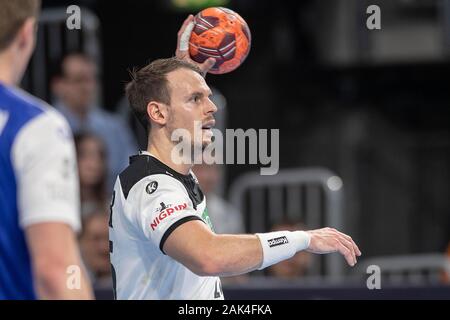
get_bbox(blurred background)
[26,0,450,299]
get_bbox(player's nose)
[205,98,218,115]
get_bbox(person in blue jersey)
[0,0,93,299]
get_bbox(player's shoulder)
[118,154,187,200]
[1,84,47,119]
[0,84,69,132]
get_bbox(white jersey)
[109,152,223,300]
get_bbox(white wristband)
[256,231,311,270]
[179,21,194,51]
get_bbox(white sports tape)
[179,21,194,52]
[256,230,311,270]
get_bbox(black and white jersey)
[109,152,223,300]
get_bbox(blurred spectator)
[79,209,111,287]
[115,95,148,151]
[74,132,108,217]
[442,241,450,284]
[446,243,450,282]
[193,163,244,234]
[51,52,137,187]
[447,242,450,260]
[267,221,312,279]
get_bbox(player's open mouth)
[201,120,215,131]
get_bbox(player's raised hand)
[176,15,216,76]
[306,227,362,267]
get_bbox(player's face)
[166,68,217,150]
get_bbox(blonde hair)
[0,0,41,51]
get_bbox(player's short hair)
[0,0,41,51]
[125,57,203,134]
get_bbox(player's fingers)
[336,242,354,267]
[178,18,194,52]
[351,239,361,257]
[335,231,362,256]
[338,236,357,265]
[200,57,216,73]
[177,14,194,37]
[176,49,188,60]
[176,15,192,50]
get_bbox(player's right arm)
[13,109,93,299]
[134,175,360,278]
[164,221,361,277]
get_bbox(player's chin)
[201,131,214,146]
[201,139,212,150]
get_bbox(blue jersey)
[0,82,80,299]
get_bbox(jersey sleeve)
[131,175,204,254]
[11,109,81,232]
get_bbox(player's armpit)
[25,222,93,300]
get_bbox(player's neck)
[0,46,26,87]
[0,54,17,86]
[147,142,192,176]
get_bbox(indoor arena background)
[24,0,450,299]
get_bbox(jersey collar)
[134,151,192,179]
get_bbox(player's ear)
[16,18,36,52]
[147,101,168,126]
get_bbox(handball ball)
[189,7,251,74]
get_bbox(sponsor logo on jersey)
[154,202,172,214]
[202,207,215,232]
[267,236,289,247]
[146,181,158,194]
[155,202,168,212]
[150,202,188,230]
